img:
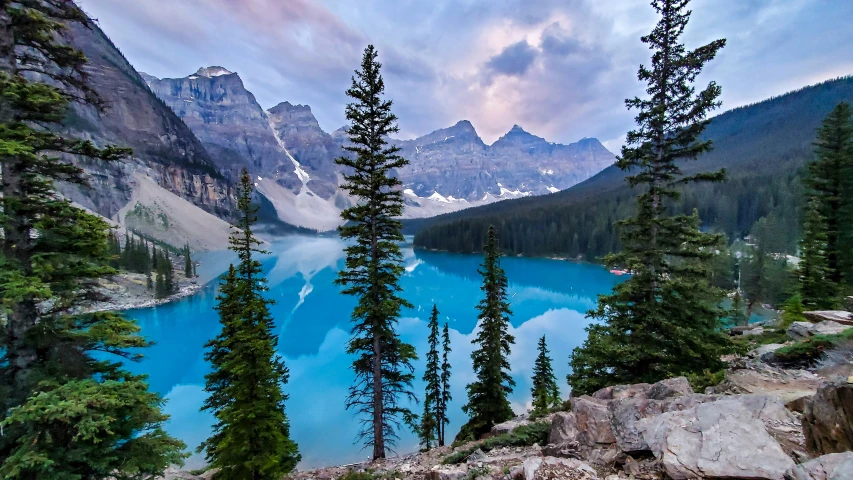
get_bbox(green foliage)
[773,328,853,366]
[439,322,453,447]
[199,171,300,479]
[799,199,838,309]
[729,291,749,327]
[530,335,560,416]
[728,328,790,357]
[685,369,726,393]
[0,1,184,476]
[799,102,853,308]
[334,45,416,460]
[443,422,550,465]
[466,466,491,480]
[419,304,443,450]
[780,295,807,328]
[568,0,733,396]
[0,377,186,480]
[184,244,194,278]
[461,226,515,440]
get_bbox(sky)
[76,0,853,151]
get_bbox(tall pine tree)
[461,226,515,441]
[438,322,452,447]
[335,45,417,460]
[419,304,442,450]
[569,0,732,396]
[530,335,560,416]
[799,199,837,309]
[801,102,853,298]
[199,170,300,479]
[0,1,184,476]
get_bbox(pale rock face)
[788,321,852,340]
[785,452,853,480]
[638,398,795,479]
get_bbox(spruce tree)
[184,243,194,278]
[799,199,837,309]
[530,335,560,416]
[335,45,417,460]
[199,170,300,479]
[419,304,442,450]
[0,0,184,476]
[461,226,515,440]
[569,0,731,396]
[729,291,748,327]
[438,322,452,447]
[806,102,853,287]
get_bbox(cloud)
[77,0,853,149]
[485,40,538,78]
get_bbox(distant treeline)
[413,76,853,259]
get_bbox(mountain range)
[141,67,615,230]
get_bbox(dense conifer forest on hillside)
[412,76,853,259]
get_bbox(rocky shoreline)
[76,269,204,314]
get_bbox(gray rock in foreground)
[639,398,794,479]
[785,452,853,480]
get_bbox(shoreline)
[80,280,205,314]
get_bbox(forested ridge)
[412,76,853,259]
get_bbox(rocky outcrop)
[788,321,852,340]
[547,376,805,478]
[785,452,853,480]
[803,382,853,455]
[639,398,794,479]
[804,311,853,326]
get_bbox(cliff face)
[145,67,287,178]
[60,21,234,221]
[267,101,341,199]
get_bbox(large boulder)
[549,411,580,445]
[511,457,598,480]
[784,452,853,480]
[572,396,616,448]
[639,397,794,479]
[804,311,853,326]
[788,321,851,340]
[647,376,694,400]
[609,394,718,453]
[803,382,853,455]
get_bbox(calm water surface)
[124,236,623,468]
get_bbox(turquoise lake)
[123,236,623,468]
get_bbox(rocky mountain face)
[60,21,234,224]
[143,70,347,231]
[393,121,615,204]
